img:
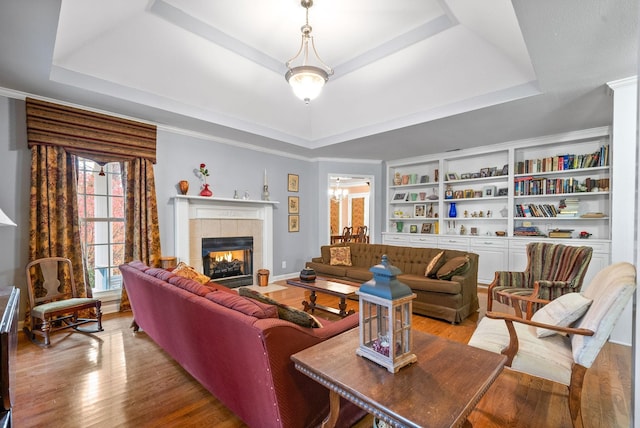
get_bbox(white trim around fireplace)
[173,195,279,275]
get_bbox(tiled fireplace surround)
[173,196,275,279]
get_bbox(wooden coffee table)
[291,328,506,428]
[285,277,359,317]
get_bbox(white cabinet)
[385,127,612,284]
[469,238,509,284]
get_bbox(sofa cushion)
[424,251,445,278]
[129,260,151,272]
[206,291,278,319]
[399,275,462,295]
[345,267,372,282]
[436,256,470,280]
[145,267,176,282]
[238,287,323,328]
[330,247,352,266]
[172,262,212,284]
[531,293,593,338]
[306,262,349,278]
[167,276,212,296]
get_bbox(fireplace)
[202,236,253,288]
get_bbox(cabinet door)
[438,237,469,252]
[470,239,509,284]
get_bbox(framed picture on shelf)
[460,173,471,180]
[471,172,481,178]
[410,225,418,233]
[474,190,483,198]
[393,192,408,201]
[420,175,430,183]
[446,173,459,181]
[288,196,299,214]
[454,190,464,199]
[497,188,508,196]
[480,168,490,178]
[501,164,509,175]
[287,174,299,192]
[288,215,299,232]
[421,223,432,234]
[414,204,426,218]
[464,189,474,198]
[482,185,497,197]
[489,167,498,176]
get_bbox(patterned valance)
[26,97,157,164]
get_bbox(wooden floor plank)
[12,284,630,427]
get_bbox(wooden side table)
[160,257,177,270]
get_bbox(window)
[77,159,125,294]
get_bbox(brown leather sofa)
[306,243,479,323]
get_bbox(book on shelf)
[548,229,574,238]
[514,144,609,174]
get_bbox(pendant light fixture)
[285,0,334,104]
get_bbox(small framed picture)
[288,196,299,214]
[464,189,474,198]
[410,225,418,233]
[454,190,464,199]
[480,168,490,178]
[497,188,509,196]
[460,173,471,180]
[474,190,483,198]
[470,227,478,236]
[420,175,430,183]
[287,174,299,192]
[489,167,498,176]
[446,173,459,181]
[288,215,299,232]
[483,185,497,197]
[393,192,408,201]
[421,223,432,234]
[414,204,426,218]
[471,172,481,178]
[501,164,509,175]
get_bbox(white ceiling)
[0,0,637,160]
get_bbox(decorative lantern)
[356,255,417,373]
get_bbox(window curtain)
[119,158,162,311]
[26,97,161,312]
[26,145,88,327]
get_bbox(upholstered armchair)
[487,242,593,315]
[469,262,636,428]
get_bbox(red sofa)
[120,261,365,428]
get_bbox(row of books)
[514,144,609,174]
[513,226,544,236]
[515,204,558,218]
[514,177,609,196]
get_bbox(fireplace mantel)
[172,196,279,274]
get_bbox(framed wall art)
[287,174,299,192]
[288,215,299,232]
[288,196,299,214]
[421,223,432,234]
[414,204,426,218]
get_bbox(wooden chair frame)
[24,257,103,347]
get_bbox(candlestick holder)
[262,184,270,201]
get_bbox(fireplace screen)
[202,236,253,287]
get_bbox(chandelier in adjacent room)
[329,178,349,201]
[285,0,334,104]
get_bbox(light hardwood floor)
[13,284,630,427]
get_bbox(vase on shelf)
[395,221,404,233]
[448,202,457,218]
[178,180,189,195]
[200,183,213,197]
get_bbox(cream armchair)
[469,262,636,428]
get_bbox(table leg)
[321,390,340,428]
[338,297,355,317]
[302,291,318,314]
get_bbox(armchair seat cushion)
[468,317,574,385]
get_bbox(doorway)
[328,175,373,243]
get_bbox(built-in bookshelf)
[384,127,611,284]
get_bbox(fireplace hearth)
[202,236,253,288]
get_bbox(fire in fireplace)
[202,236,253,287]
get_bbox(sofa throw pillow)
[424,251,445,278]
[172,262,211,285]
[436,256,470,280]
[330,246,352,266]
[238,287,323,328]
[531,293,593,338]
